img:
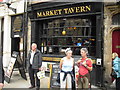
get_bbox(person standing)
[28,43,42,90]
[59,48,74,89]
[0,57,4,90]
[76,48,92,89]
[112,52,120,90]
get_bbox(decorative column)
[3,7,11,69]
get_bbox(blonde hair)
[112,52,118,59]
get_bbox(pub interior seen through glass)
[40,17,96,56]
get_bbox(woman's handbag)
[111,69,117,79]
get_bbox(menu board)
[50,63,61,88]
[5,57,16,83]
[49,63,76,89]
[5,51,27,83]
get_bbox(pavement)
[3,70,49,89]
[2,70,105,90]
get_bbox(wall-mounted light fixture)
[6,3,16,13]
[0,2,16,13]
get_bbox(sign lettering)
[37,5,91,18]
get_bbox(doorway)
[112,29,120,57]
[11,38,20,52]
[11,37,24,60]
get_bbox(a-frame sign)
[5,51,27,83]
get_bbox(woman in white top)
[59,48,74,89]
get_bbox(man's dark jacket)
[27,49,42,69]
[0,58,4,83]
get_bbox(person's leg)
[83,77,89,89]
[77,77,83,89]
[116,78,118,90]
[66,74,72,89]
[34,69,40,88]
[116,77,120,90]
[29,66,35,87]
[60,72,66,89]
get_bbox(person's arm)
[38,52,42,70]
[82,59,93,71]
[75,59,81,67]
[84,64,92,71]
[60,59,64,70]
[76,60,81,63]
[73,58,74,68]
[113,57,119,72]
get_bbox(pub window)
[40,17,96,56]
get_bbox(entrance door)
[11,38,20,53]
[112,30,120,57]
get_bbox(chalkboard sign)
[5,51,27,83]
[49,63,76,89]
[49,63,61,88]
[5,57,16,83]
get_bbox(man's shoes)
[28,86,35,89]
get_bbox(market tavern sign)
[37,5,91,17]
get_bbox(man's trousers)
[29,65,40,88]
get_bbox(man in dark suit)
[0,57,4,90]
[28,43,42,90]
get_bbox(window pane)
[40,17,96,56]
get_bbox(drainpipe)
[23,0,28,70]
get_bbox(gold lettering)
[42,12,46,16]
[54,10,58,15]
[37,5,91,17]
[64,8,68,14]
[68,8,74,13]
[50,10,54,16]
[37,12,43,17]
[76,7,80,13]
[46,11,50,16]
[57,9,62,15]
[86,5,91,11]
[80,6,85,12]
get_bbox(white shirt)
[62,57,73,72]
[30,51,35,65]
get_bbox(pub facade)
[28,2,104,86]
